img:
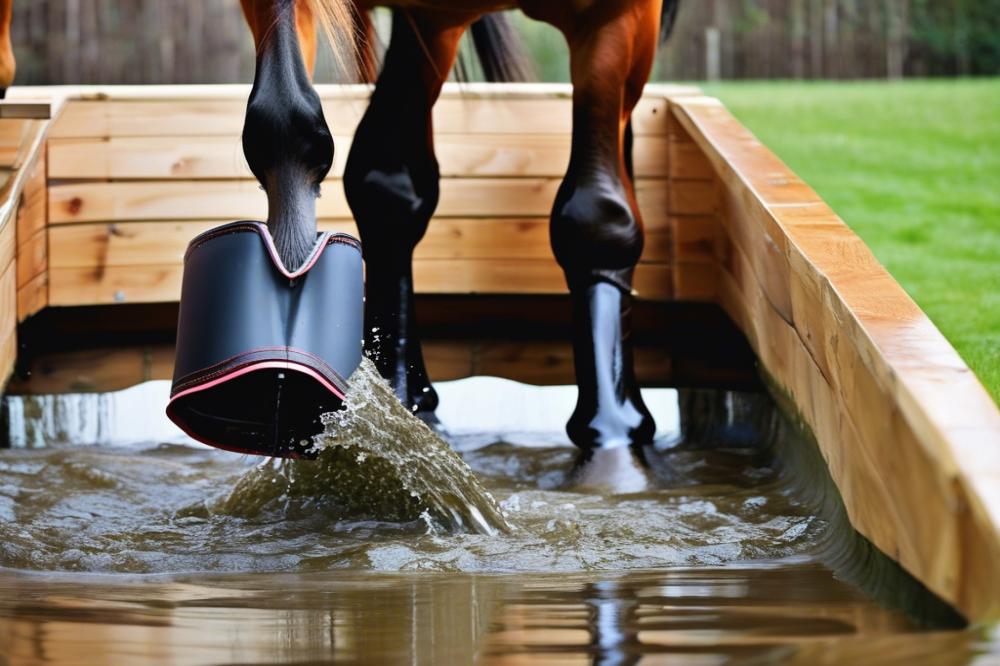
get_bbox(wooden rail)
[0,84,998,622]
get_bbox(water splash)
[220,358,510,535]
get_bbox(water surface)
[0,373,992,664]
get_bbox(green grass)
[702,80,1000,404]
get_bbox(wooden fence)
[8,0,991,85]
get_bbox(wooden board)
[0,261,16,385]
[48,178,684,224]
[47,261,695,305]
[0,100,55,120]
[5,339,681,396]
[670,94,1000,622]
[47,218,686,267]
[48,94,673,139]
[48,134,671,180]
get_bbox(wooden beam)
[47,260,690,306]
[48,218,684,270]
[49,93,673,140]
[0,261,16,385]
[48,178,675,225]
[48,134,671,180]
[0,100,55,120]
[671,94,1000,622]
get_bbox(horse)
[0,0,680,452]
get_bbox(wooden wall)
[42,84,717,307]
[667,93,1000,622]
[0,116,50,386]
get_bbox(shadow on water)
[0,367,990,664]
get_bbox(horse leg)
[344,9,472,422]
[240,0,333,270]
[0,0,14,98]
[551,1,662,450]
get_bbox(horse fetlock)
[550,177,643,284]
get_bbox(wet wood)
[6,341,677,395]
[670,94,1000,622]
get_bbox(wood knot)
[67,197,83,215]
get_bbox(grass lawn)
[703,79,1000,404]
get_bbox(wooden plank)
[0,120,28,167]
[0,100,54,120]
[4,339,679,395]
[17,271,47,322]
[672,95,1000,621]
[5,344,175,395]
[0,213,13,272]
[16,228,46,287]
[672,216,718,263]
[0,261,16,385]
[50,95,671,139]
[48,218,674,270]
[48,178,671,225]
[0,327,14,391]
[668,179,717,216]
[15,151,46,243]
[48,260,675,306]
[48,134,671,180]
[669,139,714,180]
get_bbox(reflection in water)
[0,568,988,665]
[0,378,990,663]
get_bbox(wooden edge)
[0,100,56,120]
[0,117,52,388]
[7,83,701,103]
[669,94,1000,622]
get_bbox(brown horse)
[0,0,679,452]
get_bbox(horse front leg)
[344,9,471,424]
[552,1,663,450]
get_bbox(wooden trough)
[0,84,998,623]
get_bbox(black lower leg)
[344,10,464,419]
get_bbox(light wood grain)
[0,100,54,120]
[15,151,46,243]
[48,178,673,226]
[0,261,16,385]
[16,228,46,288]
[49,94,671,139]
[48,260,680,305]
[48,134,671,180]
[0,212,13,272]
[16,271,47,322]
[671,94,1000,622]
[48,218,675,269]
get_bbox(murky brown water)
[0,366,996,664]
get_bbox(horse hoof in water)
[570,445,652,494]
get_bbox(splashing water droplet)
[220,358,509,535]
